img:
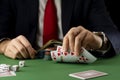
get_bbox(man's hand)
[62,26,103,56]
[0,35,36,59]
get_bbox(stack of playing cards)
[0,60,25,77]
[0,64,16,77]
[50,46,97,64]
[69,70,108,80]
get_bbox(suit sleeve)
[88,0,120,57]
[0,0,15,39]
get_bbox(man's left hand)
[62,26,103,56]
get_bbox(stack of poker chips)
[36,50,51,60]
[35,39,62,60]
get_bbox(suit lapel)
[62,0,75,35]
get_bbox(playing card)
[51,50,79,63]
[60,52,79,62]
[56,46,63,52]
[0,71,16,77]
[69,70,108,80]
[78,47,97,63]
[51,51,62,62]
[51,46,97,63]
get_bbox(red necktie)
[43,0,58,45]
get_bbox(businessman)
[0,0,120,59]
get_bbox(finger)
[74,31,87,56]
[81,32,90,49]
[16,35,35,58]
[12,39,28,59]
[67,28,76,52]
[16,54,24,59]
[27,46,36,59]
[4,48,17,59]
[63,27,81,52]
[9,45,24,59]
[62,35,69,52]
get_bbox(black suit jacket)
[0,0,120,58]
[104,0,120,31]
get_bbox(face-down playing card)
[69,70,108,80]
[50,46,97,63]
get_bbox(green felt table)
[0,54,120,80]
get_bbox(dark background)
[104,0,120,31]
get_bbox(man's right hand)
[0,35,36,59]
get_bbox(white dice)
[11,65,19,72]
[19,61,25,67]
[0,61,25,73]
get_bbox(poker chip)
[35,50,45,59]
[44,54,51,60]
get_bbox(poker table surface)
[0,54,120,80]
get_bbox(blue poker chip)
[35,50,45,59]
[44,54,51,60]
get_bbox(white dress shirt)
[37,0,63,47]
